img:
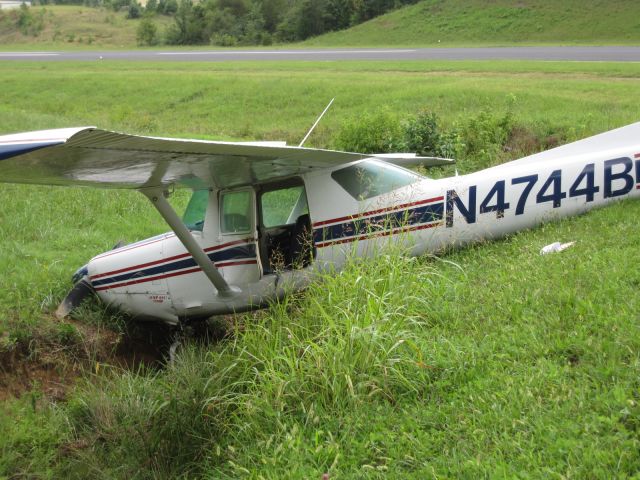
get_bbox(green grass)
[0,5,173,49]
[1,0,640,49]
[1,60,640,145]
[303,0,640,47]
[1,59,640,478]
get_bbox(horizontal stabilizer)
[374,153,454,168]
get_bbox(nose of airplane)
[55,263,95,319]
[56,239,129,318]
[72,263,89,284]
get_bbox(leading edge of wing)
[0,126,95,161]
[0,127,370,189]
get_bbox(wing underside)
[0,127,453,190]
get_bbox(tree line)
[135,0,420,46]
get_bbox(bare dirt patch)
[0,317,170,401]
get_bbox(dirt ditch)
[0,318,173,402]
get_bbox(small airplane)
[0,120,639,325]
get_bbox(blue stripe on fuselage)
[313,202,444,244]
[92,244,256,287]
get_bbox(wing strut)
[141,188,237,297]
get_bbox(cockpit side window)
[182,189,209,231]
[331,160,422,200]
[261,186,308,228]
[220,190,252,234]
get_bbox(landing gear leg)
[168,322,192,363]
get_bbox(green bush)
[145,0,157,13]
[335,109,467,159]
[334,109,404,154]
[210,32,237,46]
[403,110,439,156]
[16,4,45,36]
[403,110,464,159]
[334,106,521,173]
[136,17,159,45]
[127,1,142,19]
[157,0,177,15]
[461,109,513,165]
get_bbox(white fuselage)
[86,147,640,324]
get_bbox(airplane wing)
[0,127,453,190]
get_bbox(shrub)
[210,32,237,46]
[334,109,404,154]
[157,0,177,15]
[16,4,45,36]
[136,17,158,45]
[403,110,464,159]
[127,1,141,19]
[403,111,439,156]
[461,109,513,165]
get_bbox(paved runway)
[1,47,639,62]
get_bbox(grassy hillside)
[303,0,640,47]
[0,5,172,48]
[1,0,639,49]
[1,60,640,477]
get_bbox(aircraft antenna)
[298,98,335,148]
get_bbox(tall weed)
[54,248,444,477]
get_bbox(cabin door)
[257,179,314,274]
[217,188,262,285]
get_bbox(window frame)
[219,187,255,235]
[181,188,210,232]
[331,159,423,201]
[257,177,308,229]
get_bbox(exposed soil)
[504,124,566,157]
[0,317,172,402]
[0,350,79,402]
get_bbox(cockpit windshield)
[331,160,423,200]
[182,189,209,231]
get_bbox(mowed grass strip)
[1,60,639,143]
[0,60,639,477]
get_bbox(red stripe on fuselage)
[91,238,254,280]
[312,196,445,228]
[94,259,258,291]
[316,220,443,248]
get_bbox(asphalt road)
[1,47,640,62]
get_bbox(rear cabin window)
[261,186,308,228]
[331,160,422,200]
[220,190,252,234]
[182,189,209,231]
